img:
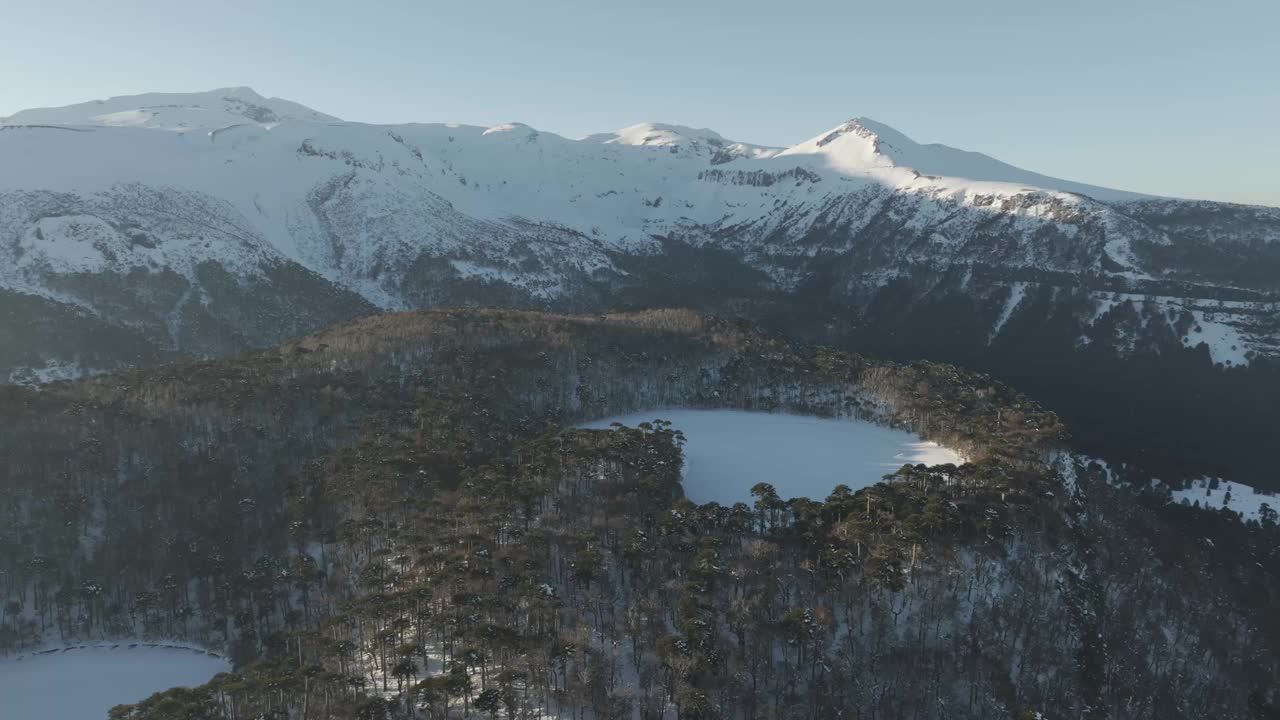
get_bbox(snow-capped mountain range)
[1,87,1277,390]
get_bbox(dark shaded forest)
[605,239,1280,493]
[1,309,1276,719]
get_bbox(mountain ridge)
[1,86,339,128]
[2,87,1278,490]
[0,87,1182,202]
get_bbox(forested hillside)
[1,309,1276,719]
[4,89,1279,492]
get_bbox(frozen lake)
[0,644,228,719]
[581,409,964,505]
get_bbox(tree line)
[0,309,1274,719]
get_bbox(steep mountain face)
[2,88,1278,484]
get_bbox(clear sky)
[2,0,1276,205]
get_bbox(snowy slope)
[0,88,1277,384]
[2,86,337,130]
[773,117,1151,203]
[582,122,783,162]
[849,117,1150,202]
[1164,476,1280,524]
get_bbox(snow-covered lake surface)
[581,409,964,505]
[0,645,228,719]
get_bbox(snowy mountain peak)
[0,86,1275,404]
[1,88,339,131]
[776,117,898,173]
[482,122,538,137]
[782,115,1006,173]
[582,123,783,162]
[584,123,727,148]
[778,115,1148,201]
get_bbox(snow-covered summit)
[0,85,1274,406]
[0,89,1147,200]
[777,116,1148,201]
[583,122,783,162]
[585,122,727,147]
[777,117,899,172]
[482,122,538,137]
[0,87,338,131]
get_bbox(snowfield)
[582,409,964,505]
[1164,476,1280,523]
[2,87,1276,382]
[0,644,228,719]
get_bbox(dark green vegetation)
[0,288,179,383]
[605,239,1280,492]
[6,227,1278,493]
[1,309,1277,719]
[784,274,1280,492]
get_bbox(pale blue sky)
[2,0,1276,205]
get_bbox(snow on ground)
[989,281,1029,341]
[0,644,227,719]
[1182,308,1250,366]
[1163,477,1279,523]
[0,88,1176,321]
[1060,451,1278,525]
[2,87,336,130]
[581,409,964,506]
[847,117,1149,202]
[1076,291,1266,366]
[580,122,782,159]
[7,359,86,385]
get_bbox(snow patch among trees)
[1163,476,1279,523]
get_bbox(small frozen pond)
[0,644,228,719]
[581,409,964,505]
